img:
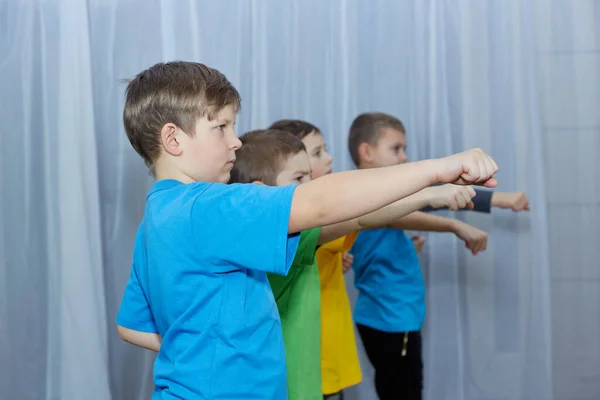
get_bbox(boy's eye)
[313,150,321,158]
[216,125,226,131]
[295,174,309,183]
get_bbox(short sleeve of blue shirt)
[116,227,158,333]
[117,262,158,333]
[192,182,300,275]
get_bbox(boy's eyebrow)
[293,170,311,175]
[214,118,235,125]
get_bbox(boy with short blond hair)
[116,61,498,399]
[230,129,482,400]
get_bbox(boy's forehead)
[301,131,325,147]
[206,103,237,123]
[377,126,406,144]
[282,151,311,172]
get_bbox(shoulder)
[194,183,298,208]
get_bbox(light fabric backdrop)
[1,1,598,399]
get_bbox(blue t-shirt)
[117,179,300,399]
[350,228,424,333]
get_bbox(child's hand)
[411,234,426,253]
[492,191,530,212]
[437,148,498,188]
[425,184,476,211]
[452,221,488,255]
[342,252,354,273]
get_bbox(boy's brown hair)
[348,112,406,166]
[229,129,307,186]
[123,61,241,167]
[269,119,321,140]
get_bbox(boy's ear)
[252,180,264,185]
[161,123,182,156]
[357,142,372,164]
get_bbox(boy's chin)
[219,172,231,184]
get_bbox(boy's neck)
[154,161,195,184]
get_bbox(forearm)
[389,211,458,233]
[117,325,161,352]
[358,190,432,228]
[289,160,438,233]
[490,191,530,211]
[319,219,361,244]
[319,187,442,244]
[491,191,514,209]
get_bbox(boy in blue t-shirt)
[116,62,500,399]
[347,112,530,400]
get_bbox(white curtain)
[1,1,597,399]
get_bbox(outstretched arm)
[389,211,489,255]
[421,189,529,214]
[317,185,476,245]
[289,148,498,234]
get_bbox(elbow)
[291,200,331,233]
[116,325,128,342]
[315,208,330,227]
[357,219,369,229]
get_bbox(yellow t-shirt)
[316,232,362,395]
